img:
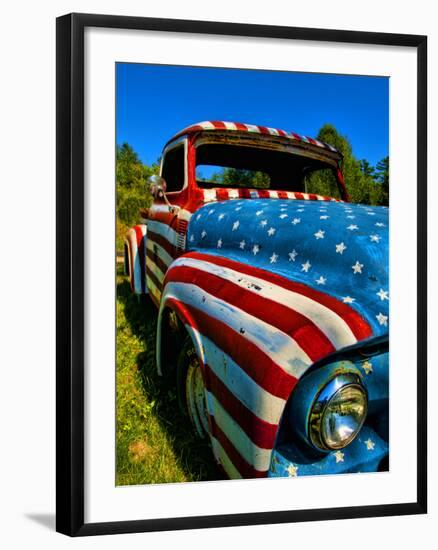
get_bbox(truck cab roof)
[166,120,342,160]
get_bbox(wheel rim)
[185,356,209,438]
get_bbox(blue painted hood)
[187,198,389,338]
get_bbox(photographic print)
[116,63,389,485]
[57,13,427,535]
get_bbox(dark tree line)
[315,124,388,206]
[116,143,158,229]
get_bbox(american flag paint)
[157,199,388,478]
[186,199,388,338]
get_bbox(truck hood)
[186,198,389,338]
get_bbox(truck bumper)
[268,425,388,478]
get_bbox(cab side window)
[161,144,185,193]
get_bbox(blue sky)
[116,63,388,167]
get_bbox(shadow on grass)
[117,276,223,483]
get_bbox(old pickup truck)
[124,120,389,479]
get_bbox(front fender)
[158,251,373,479]
[124,225,147,294]
[156,295,205,376]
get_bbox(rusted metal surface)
[194,131,342,167]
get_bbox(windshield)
[195,140,343,199]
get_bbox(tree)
[116,143,158,230]
[316,124,388,206]
[360,159,375,178]
[375,156,389,204]
[210,167,269,188]
[117,143,146,188]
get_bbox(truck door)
[145,139,188,303]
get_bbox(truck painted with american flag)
[124,121,389,479]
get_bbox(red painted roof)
[168,120,340,154]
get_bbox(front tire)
[177,337,209,438]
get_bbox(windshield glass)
[195,141,342,199]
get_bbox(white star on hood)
[377,289,389,301]
[288,250,298,262]
[352,261,364,274]
[376,312,388,326]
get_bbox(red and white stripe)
[144,219,180,304]
[142,206,196,304]
[160,252,372,478]
[144,204,193,222]
[202,188,341,203]
[169,120,340,154]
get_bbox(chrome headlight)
[308,373,367,450]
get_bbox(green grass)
[116,266,222,485]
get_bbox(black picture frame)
[56,12,427,536]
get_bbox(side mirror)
[149,175,167,199]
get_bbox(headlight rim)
[308,372,368,451]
